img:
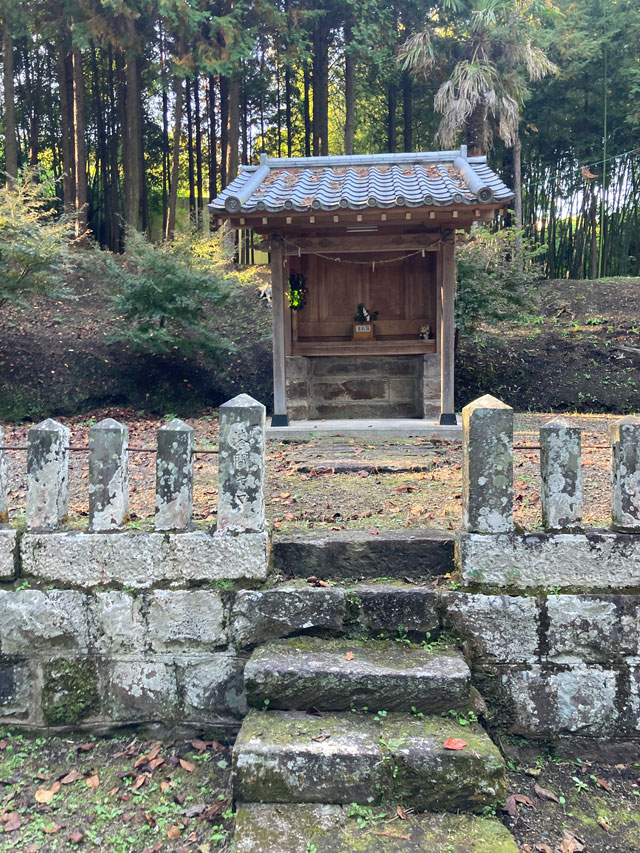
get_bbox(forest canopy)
[0,0,638,279]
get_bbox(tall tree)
[1,14,17,184]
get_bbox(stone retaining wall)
[0,394,269,733]
[456,395,640,751]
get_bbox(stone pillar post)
[26,418,70,530]
[270,235,288,427]
[0,427,7,523]
[439,236,456,425]
[462,394,513,533]
[610,416,640,531]
[218,394,266,533]
[155,419,194,531]
[540,417,583,531]
[89,418,129,532]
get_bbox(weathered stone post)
[0,427,7,523]
[89,418,129,532]
[462,394,513,533]
[26,418,70,530]
[540,417,582,531]
[610,416,640,531]
[218,394,266,533]
[155,419,194,531]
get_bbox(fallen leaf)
[148,757,165,771]
[2,812,21,831]
[132,775,147,790]
[160,780,173,793]
[396,805,409,820]
[443,738,467,750]
[597,816,610,831]
[534,782,559,803]
[191,740,208,752]
[35,781,61,803]
[534,845,552,853]
[524,767,542,777]
[43,821,62,834]
[85,774,100,790]
[78,742,95,752]
[344,651,355,661]
[595,776,612,792]
[502,795,517,817]
[61,770,81,785]
[69,831,85,844]
[306,575,331,588]
[179,758,195,773]
[107,787,119,797]
[167,825,183,840]
[560,829,585,852]
[513,793,535,807]
[201,801,226,820]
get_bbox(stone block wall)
[286,354,437,420]
[0,395,269,733]
[454,396,640,751]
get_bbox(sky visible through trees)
[0,0,638,279]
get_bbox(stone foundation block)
[443,592,539,662]
[457,530,640,591]
[109,660,178,720]
[353,585,439,635]
[233,805,519,853]
[0,657,32,717]
[546,594,639,660]
[500,663,619,737]
[91,592,146,654]
[42,657,101,726]
[21,530,268,588]
[383,715,506,813]
[179,654,247,719]
[148,590,226,650]
[230,585,346,647]
[244,637,470,714]
[233,710,384,804]
[273,528,454,579]
[0,590,89,654]
[0,529,17,580]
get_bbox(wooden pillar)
[270,235,288,426]
[439,239,456,424]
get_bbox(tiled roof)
[209,148,513,215]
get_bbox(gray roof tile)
[210,149,513,215]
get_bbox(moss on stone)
[42,658,100,726]
[233,803,518,852]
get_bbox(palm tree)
[400,0,557,228]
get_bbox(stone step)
[244,637,471,714]
[232,710,506,812]
[234,803,518,853]
[271,528,454,580]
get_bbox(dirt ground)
[0,410,617,533]
[0,730,233,851]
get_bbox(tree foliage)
[105,231,232,358]
[455,226,543,336]
[0,174,73,309]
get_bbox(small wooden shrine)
[209,147,513,426]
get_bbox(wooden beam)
[284,232,443,255]
[439,240,456,424]
[270,236,288,426]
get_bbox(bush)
[455,226,544,337]
[0,175,73,310]
[106,231,233,359]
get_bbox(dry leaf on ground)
[534,783,559,803]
